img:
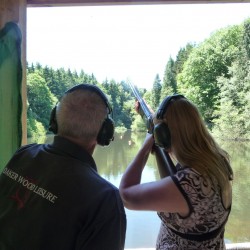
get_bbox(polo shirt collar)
[50,135,97,171]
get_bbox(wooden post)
[20,0,28,145]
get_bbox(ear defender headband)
[49,84,115,146]
[154,94,185,150]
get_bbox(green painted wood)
[0,22,22,171]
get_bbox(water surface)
[28,131,250,248]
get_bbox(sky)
[27,3,250,89]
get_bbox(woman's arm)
[119,133,153,189]
[119,133,189,215]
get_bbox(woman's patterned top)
[156,167,231,250]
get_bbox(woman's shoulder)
[172,165,217,202]
[173,166,214,194]
[175,165,202,180]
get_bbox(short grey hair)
[56,89,108,143]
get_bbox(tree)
[174,43,194,75]
[50,68,68,99]
[151,74,162,110]
[212,19,250,139]
[27,72,57,130]
[27,107,46,140]
[27,62,35,74]
[177,24,242,124]
[161,57,176,101]
[243,18,250,59]
[212,61,250,140]
[103,79,131,128]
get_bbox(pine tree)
[243,18,250,59]
[174,43,194,75]
[151,74,162,110]
[161,57,176,101]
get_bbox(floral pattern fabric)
[156,167,231,250]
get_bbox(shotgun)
[128,82,176,178]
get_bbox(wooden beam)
[0,0,20,29]
[26,0,250,7]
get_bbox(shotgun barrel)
[128,81,176,178]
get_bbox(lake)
[26,131,250,248]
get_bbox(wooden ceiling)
[27,0,250,7]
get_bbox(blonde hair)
[161,97,233,201]
[56,89,107,144]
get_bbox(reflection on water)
[27,131,250,247]
[218,139,250,244]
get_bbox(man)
[0,84,126,250]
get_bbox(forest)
[27,18,250,141]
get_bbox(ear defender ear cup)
[48,106,58,134]
[48,84,115,146]
[154,94,185,149]
[97,117,115,146]
[154,122,171,149]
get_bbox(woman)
[119,95,233,249]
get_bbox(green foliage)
[243,18,250,59]
[27,117,46,140]
[177,25,242,124]
[212,60,250,140]
[131,115,147,132]
[27,71,57,130]
[102,79,133,128]
[174,43,195,75]
[161,57,177,101]
[26,64,136,137]
[26,18,250,140]
[143,90,153,108]
[211,19,250,140]
[27,107,46,140]
[151,74,162,110]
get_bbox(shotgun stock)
[128,82,176,178]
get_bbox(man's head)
[49,84,114,147]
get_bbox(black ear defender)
[154,94,185,149]
[48,84,115,146]
[48,105,58,134]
